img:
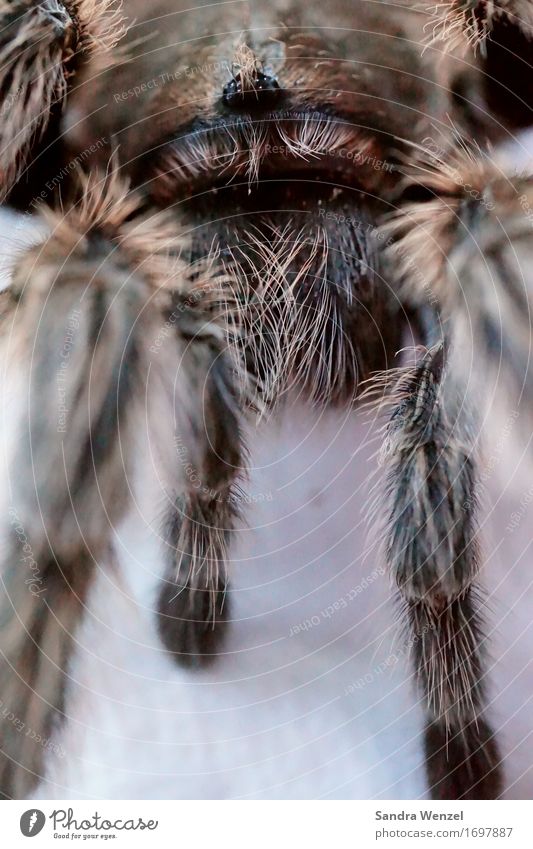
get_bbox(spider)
[0,0,532,801]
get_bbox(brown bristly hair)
[422,1,533,54]
[382,135,533,456]
[0,0,128,198]
[0,165,250,796]
[66,0,127,60]
[231,42,262,91]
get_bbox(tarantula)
[0,0,532,800]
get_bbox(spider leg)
[156,493,240,669]
[386,144,533,459]
[0,0,126,200]
[423,1,533,124]
[153,311,244,666]
[0,200,149,796]
[376,342,502,799]
[155,305,247,668]
[424,1,533,51]
[380,150,533,797]
[0,172,242,796]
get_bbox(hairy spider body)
[0,0,532,800]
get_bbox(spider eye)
[222,70,281,108]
